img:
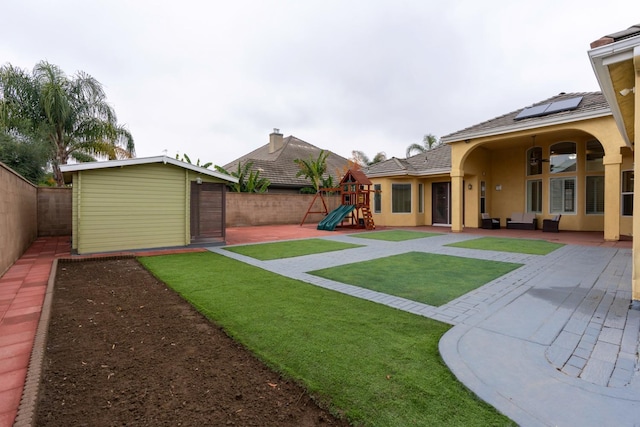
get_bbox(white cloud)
[1,0,637,165]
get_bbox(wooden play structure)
[300,168,376,230]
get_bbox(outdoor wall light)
[620,87,635,96]
[468,184,472,190]
[196,177,202,184]
[495,185,502,191]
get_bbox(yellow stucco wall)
[71,163,226,254]
[451,116,627,236]
[369,175,449,227]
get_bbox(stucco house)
[366,91,630,242]
[60,156,238,254]
[223,129,351,193]
[588,24,640,300]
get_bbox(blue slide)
[317,205,356,231]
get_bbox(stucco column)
[451,171,464,232]
[603,154,622,241]
[632,47,640,300]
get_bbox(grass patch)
[140,252,514,427]
[446,237,564,255]
[224,238,363,260]
[310,252,521,306]
[350,230,441,241]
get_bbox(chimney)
[268,128,284,153]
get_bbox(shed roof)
[441,92,610,143]
[60,156,238,184]
[340,168,373,185]
[223,135,350,189]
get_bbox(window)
[550,178,576,213]
[550,142,576,174]
[622,170,634,216]
[527,180,542,213]
[586,176,604,214]
[392,183,411,213]
[586,140,604,172]
[418,183,424,213]
[374,184,381,213]
[527,147,542,175]
[480,181,486,213]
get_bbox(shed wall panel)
[76,163,188,253]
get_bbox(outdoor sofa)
[506,212,537,230]
[542,215,562,232]
[481,213,500,229]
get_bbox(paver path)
[212,232,640,426]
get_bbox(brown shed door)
[190,182,225,242]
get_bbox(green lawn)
[224,238,363,260]
[140,252,514,427]
[446,237,564,255]
[350,230,441,241]
[310,252,521,306]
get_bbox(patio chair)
[542,215,561,233]
[481,213,500,229]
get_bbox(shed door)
[190,182,225,242]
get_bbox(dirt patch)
[35,258,350,426]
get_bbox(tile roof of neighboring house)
[223,135,350,189]
[364,143,451,178]
[440,92,610,143]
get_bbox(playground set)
[300,168,376,231]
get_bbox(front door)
[432,182,451,225]
[190,182,225,242]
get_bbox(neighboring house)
[60,156,238,254]
[223,129,351,193]
[365,144,451,227]
[588,24,640,300]
[367,91,630,242]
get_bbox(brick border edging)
[13,258,58,427]
[13,254,138,426]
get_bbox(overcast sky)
[1,1,637,166]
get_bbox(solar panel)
[514,103,551,120]
[544,96,583,114]
[514,96,583,121]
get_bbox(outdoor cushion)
[510,213,523,222]
[522,213,536,223]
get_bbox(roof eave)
[441,108,611,144]
[60,156,239,184]
[588,35,640,148]
[366,168,451,178]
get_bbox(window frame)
[549,177,576,214]
[391,183,412,213]
[622,170,634,217]
[585,175,604,215]
[373,184,381,213]
[418,183,424,214]
[526,179,543,213]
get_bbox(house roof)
[440,92,610,143]
[364,144,451,178]
[60,156,238,184]
[223,135,350,188]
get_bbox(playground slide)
[317,205,356,231]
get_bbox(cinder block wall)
[37,187,72,236]
[0,163,37,277]
[226,193,341,227]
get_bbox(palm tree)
[0,61,134,186]
[294,150,329,192]
[406,133,439,158]
[214,161,270,193]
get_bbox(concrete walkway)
[211,230,640,426]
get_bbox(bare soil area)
[35,257,350,426]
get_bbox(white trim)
[440,109,611,144]
[60,155,238,183]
